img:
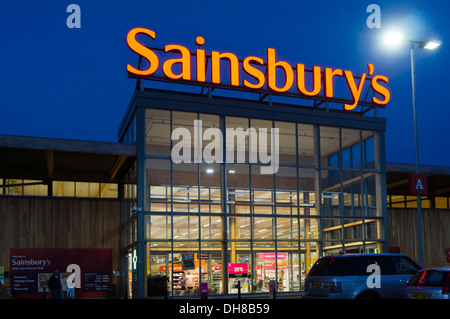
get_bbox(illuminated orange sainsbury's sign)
[126,28,390,110]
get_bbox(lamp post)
[384,33,441,267]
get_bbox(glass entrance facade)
[119,90,387,298]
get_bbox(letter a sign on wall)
[409,173,428,195]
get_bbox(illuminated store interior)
[119,88,387,297]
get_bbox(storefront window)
[252,164,274,215]
[298,124,315,167]
[173,162,199,213]
[342,173,363,217]
[343,218,364,241]
[52,181,75,197]
[299,168,316,215]
[225,116,251,163]
[365,219,381,241]
[364,175,377,216]
[146,109,171,156]
[201,216,222,240]
[300,218,320,240]
[323,218,343,241]
[199,162,221,213]
[277,217,299,240]
[341,128,361,169]
[320,126,340,168]
[146,215,171,240]
[75,182,99,197]
[362,131,375,169]
[173,215,199,241]
[146,159,171,212]
[228,217,251,240]
[228,254,251,293]
[276,121,296,165]
[141,107,385,297]
[276,166,297,215]
[435,197,449,209]
[253,217,274,240]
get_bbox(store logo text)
[126,27,390,111]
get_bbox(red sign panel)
[389,247,401,254]
[258,253,286,260]
[409,174,428,195]
[228,263,248,276]
[10,248,112,299]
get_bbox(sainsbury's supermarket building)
[1,29,449,299]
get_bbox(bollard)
[200,282,208,300]
[269,280,276,299]
[236,280,241,299]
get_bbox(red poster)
[258,253,286,260]
[228,263,248,275]
[10,248,112,299]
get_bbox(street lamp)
[383,31,441,267]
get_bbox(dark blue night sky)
[1,1,449,166]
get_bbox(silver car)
[403,267,450,299]
[302,253,421,299]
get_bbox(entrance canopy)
[0,135,136,183]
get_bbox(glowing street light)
[382,31,441,267]
[419,40,441,50]
[383,31,404,47]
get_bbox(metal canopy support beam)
[136,107,146,299]
[375,131,388,253]
[129,74,384,114]
[220,115,229,295]
[98,183,111,198]
[132,89,387,133]
[46,150,54,178]
[109,154,128,180]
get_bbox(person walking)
[48,269,62,299]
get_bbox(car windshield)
[308,257,366,276]
[408,270,450,287]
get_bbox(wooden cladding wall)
[388,208,450,268]
[0,196,121,287]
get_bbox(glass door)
[126,248,137,299]
[148,253,169,297]
[172,252,201,296]
[228,253,251,294]
[254,252,277,292]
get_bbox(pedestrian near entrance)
[48,269,62,299]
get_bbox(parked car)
[302,253,421,299]
[403,267,450,299]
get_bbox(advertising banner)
[181,253,195,270]
[228,263,248,277]
[10,248,112,299]
[258,253,286,260]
